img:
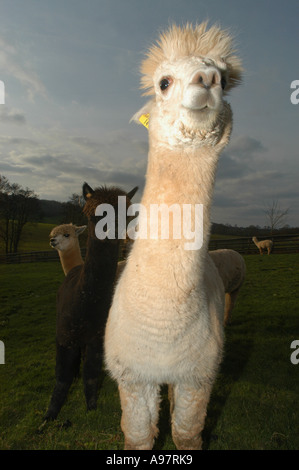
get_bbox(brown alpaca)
[43,183,137,422]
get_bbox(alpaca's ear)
[130,99,155,125]
[75,225,87,237]
[127,186,138,201]
[83,182,94,199]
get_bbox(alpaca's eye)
[221,76,227,90]
[64,234,70,238]
[159,77,172,92]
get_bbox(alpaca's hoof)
[43,410,57,422]
[173,434,203,450]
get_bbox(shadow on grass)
[202,333,254,449]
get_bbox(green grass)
[0,254,299,450]
[0,223,57,253]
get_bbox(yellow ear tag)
[139,114,149,129]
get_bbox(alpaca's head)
[82,183,138,240]
[133,23,242,146]
[49,223,86,251]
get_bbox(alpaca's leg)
[44,343,80,421]
[224,289,239,325]
[82,337,103,411]
[168,384,174,416]
[118,381,160,450]
[171,382,212,450]
[223,293,232,326]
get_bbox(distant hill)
[39,199,87,225]
[39,199,65,223]
[38,199,299,237]
[211,221,299,238]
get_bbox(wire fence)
[0,235,298,264]
[209,233,299,254]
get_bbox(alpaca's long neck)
[58,244,84,276]
[142,142,219,253]
[139,103,232,258]
[253,238,259,247]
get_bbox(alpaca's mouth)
[50,241,57,248]
[182,104,209,112]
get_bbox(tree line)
[0,174,294,253]
[0,175,86,253]
[0,175,41,253]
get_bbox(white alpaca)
[104,23,242,450]
[49,223,86,275]
[209,249,246,325]
[252,236,273,255]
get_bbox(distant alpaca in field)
[49,223,86,275]
[209,249,246,325]
[44,183,138,422]
[252,236,273,255]
[104,22,242,450]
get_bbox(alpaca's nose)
[191,69,221,89]
[50,238,57,246]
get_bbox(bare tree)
[0,175,40,253]
[62,192,86,225]
[264,200,289,234]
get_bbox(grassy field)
[0,254,298,450]
[0,222,57,253]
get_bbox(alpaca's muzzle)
[190,68,222,89]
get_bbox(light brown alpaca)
[49,223,86,275]
[209,249,246,325]
[50,224,131,279]
[105,22,242,450]
[252,236,273,255]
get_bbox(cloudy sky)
[0,0,298,227]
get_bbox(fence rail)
[0,235,298,264]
